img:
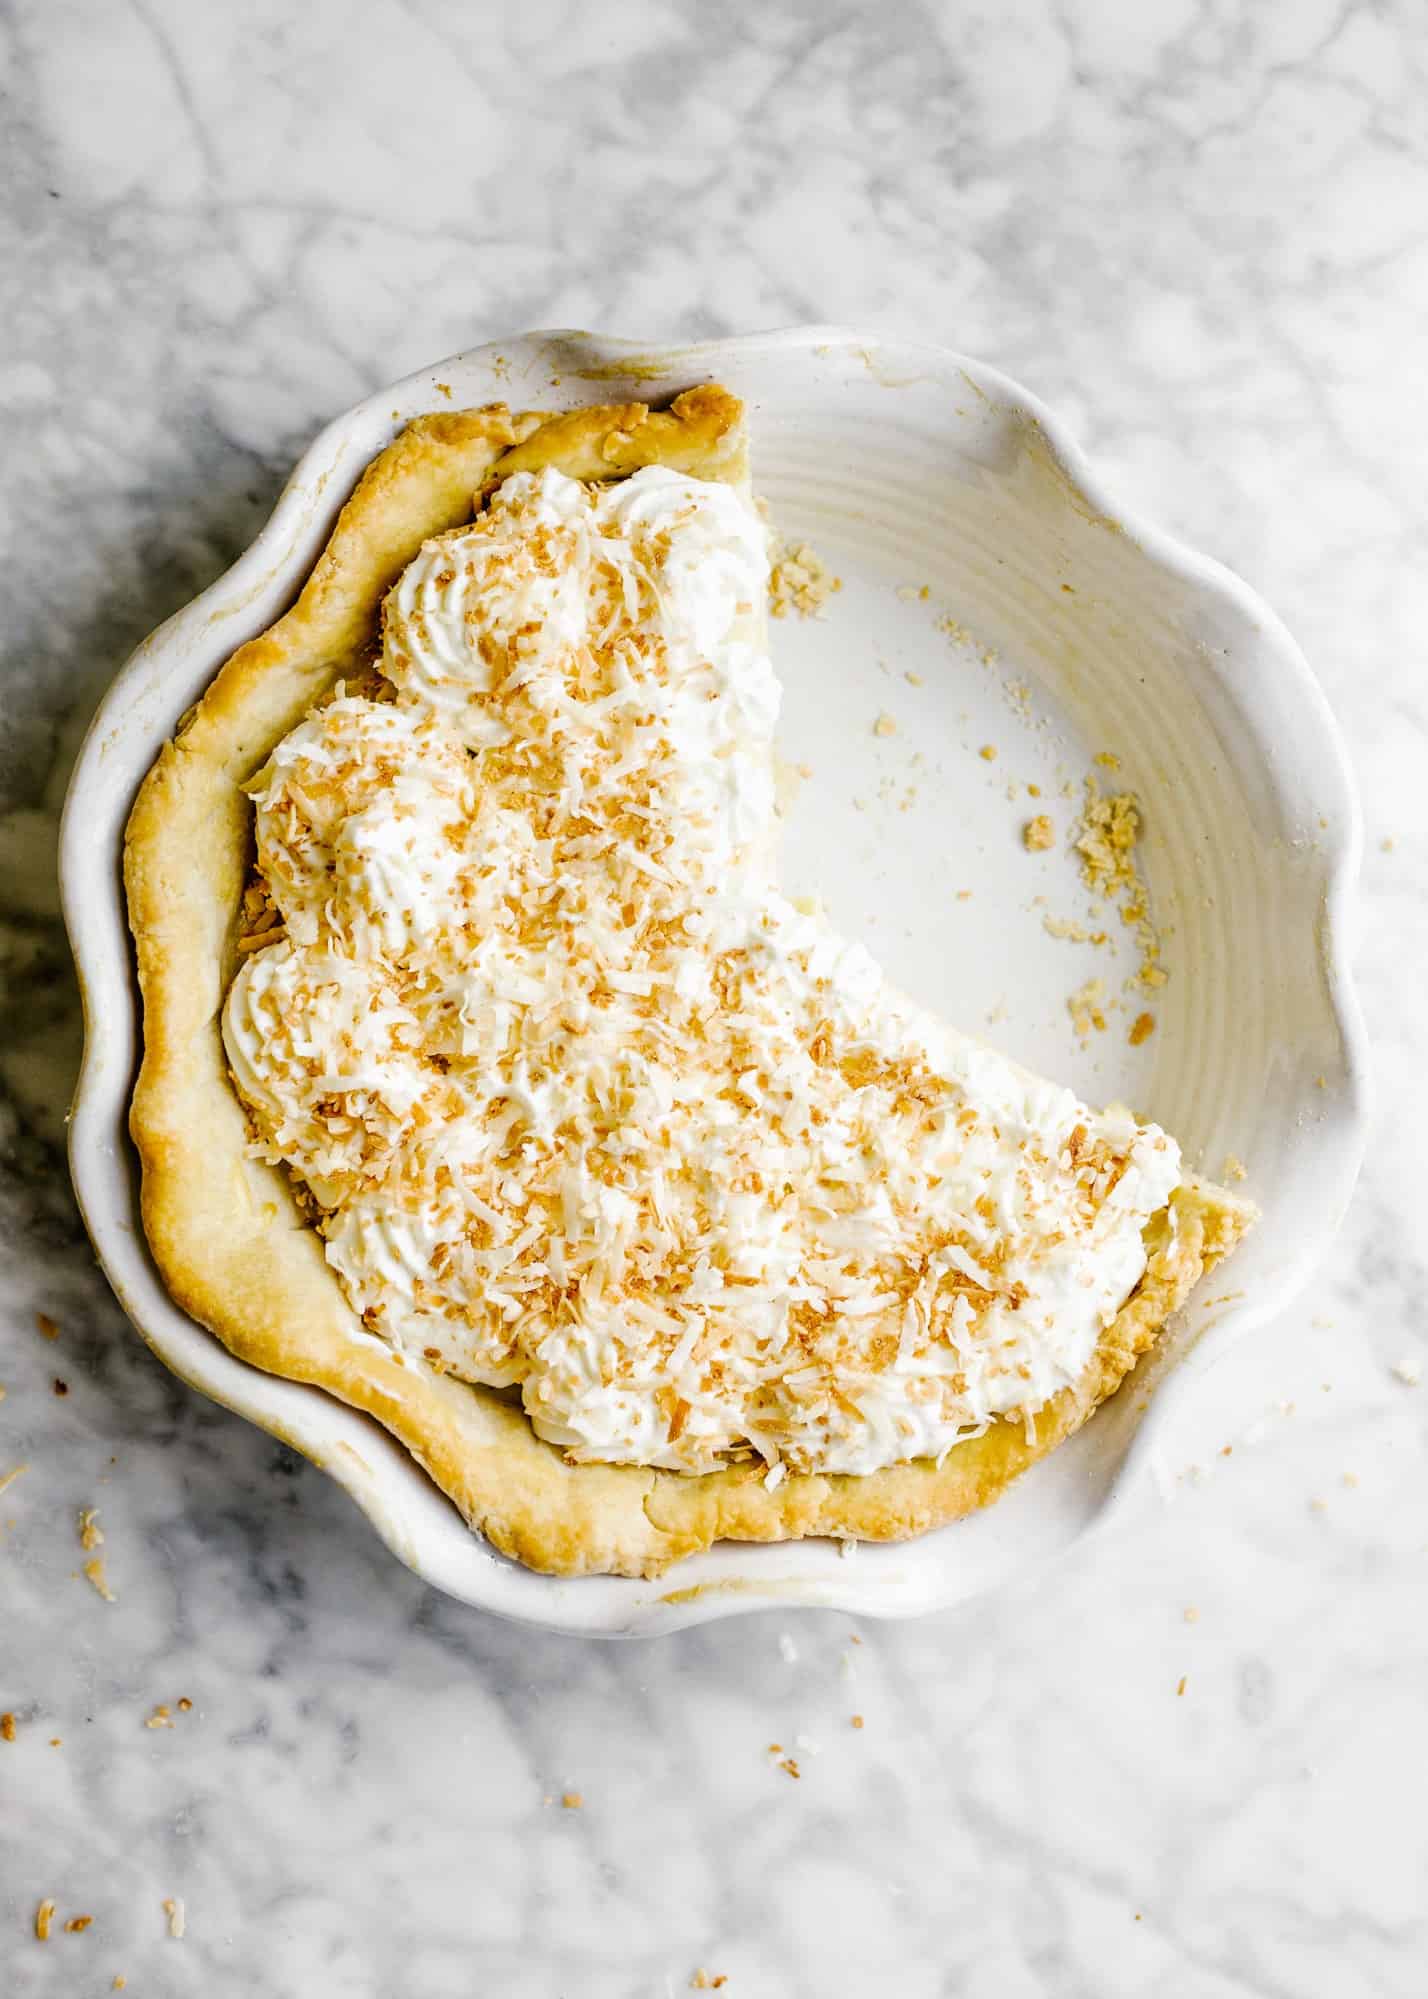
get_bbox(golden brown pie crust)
[124,387,1251,1578]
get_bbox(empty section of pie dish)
[60,329,1367,1635]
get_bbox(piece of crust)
[125,388,1252,1579]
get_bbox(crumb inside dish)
[124,386,1252,1577]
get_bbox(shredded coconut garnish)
[222,465,1182,1478]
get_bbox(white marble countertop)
[3,3,1425,1993]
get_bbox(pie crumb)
[2,1458,33,1497]
[78,1507,104,1552]
[36,1899,55,1941]
[561,1791,583,1810]
[114,1980,127,1991]
[162,1897,185,1939]
[1184,1606,1200,1624]
[1176,1676,1187,1697]
[850,1714,865,1729]
[0,1713,14,1741]
[1068,977,1109,1040]
[873,712,898,738]
[1074,779,1164,989]
[145,1704,174,1729]
[904,670,924,686]
[978,744,997,761]
[1022,814,1054,852]
[35,1312,59,1341]
[64,1916,93,1933]
[1222,1154,1248,1183]
[1128,1011,1156,1047]
[768,538,840,619]
[779,1757,801,1779]
[690,1972,728,1990]
[1391,1354,1421,1387]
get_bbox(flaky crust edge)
[124,385,1253,1579]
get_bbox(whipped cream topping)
[223,463,1182,1477]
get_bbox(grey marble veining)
[2,2,1426,1993]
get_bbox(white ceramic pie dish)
[61,327,1368,1636]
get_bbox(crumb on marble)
[690,1972,728,1991]
[0,1713,14,1741]
[1342,1471,1359,1488]
[1380,835,1395,852]
[78,1507,104,1552]
[0,1464,28,1498]
[561,1791,583,1810]
[145,1705,174,1730]
[49,1736,61,1747]
[873,712,898,738]
[851,1714,865,1729]
[779,1757,801,1779]
[1222,1154,1248,1183]
[904,669,924,686]
[36,1312,59,1341]
[113,1979,127,1991]
[83,1558,116,1603]
[1184,1606,1200,1624]
[1176,1677,1187,1697]
[178,1697,193,1712]
[64,1916,92,1934]
[1391,1354,1421,1387]
[1023,814,1055,852]
[1128,1010,1156,1047]
[978,744,997,761]
[162,1898,185,1939]
[35,1900,56,1941]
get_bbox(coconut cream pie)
[125,387,1252,1577]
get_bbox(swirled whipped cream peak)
[223,462,1182,1477]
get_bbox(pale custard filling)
[222,465,1181,1477]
